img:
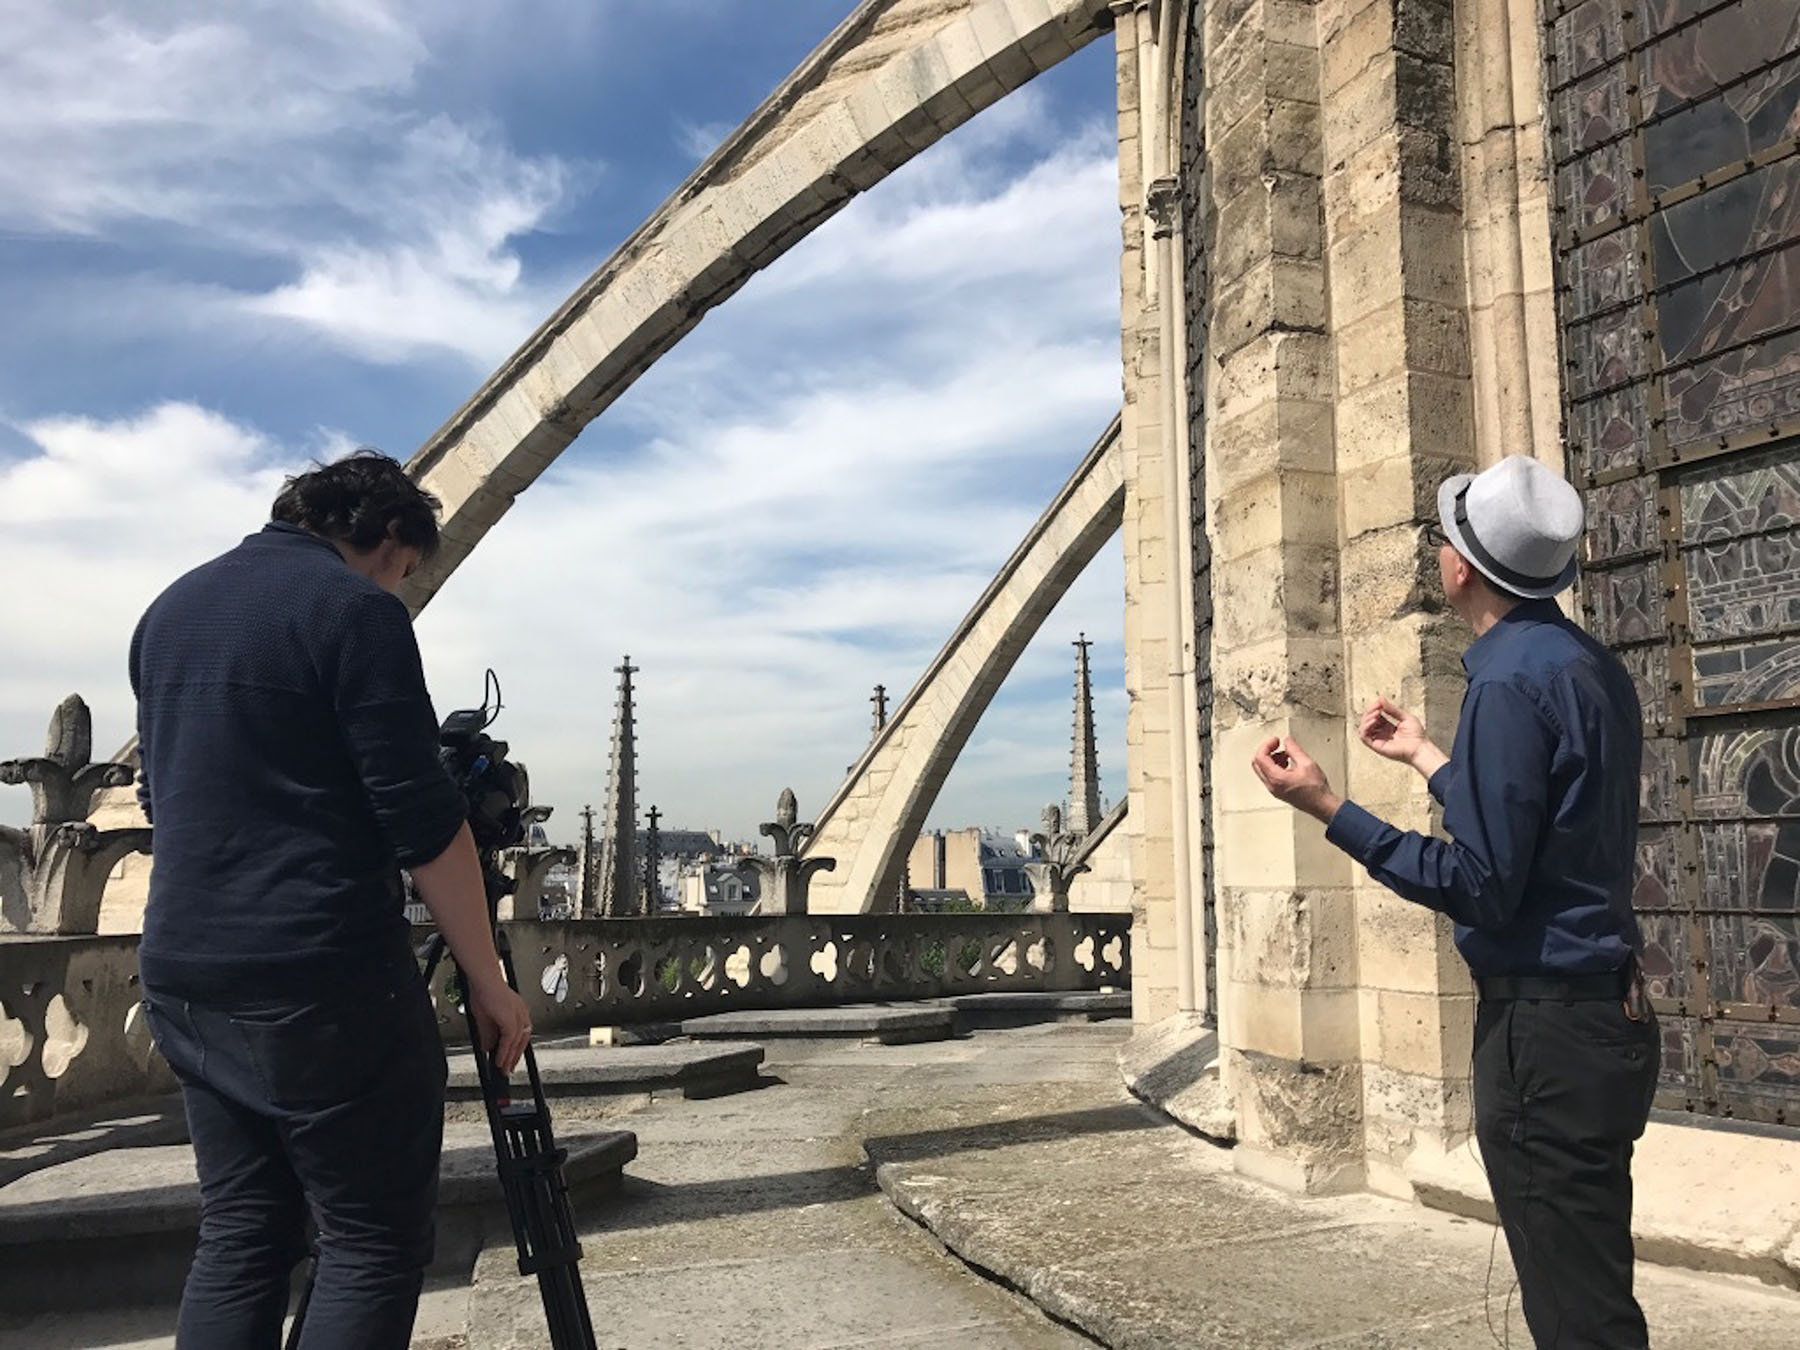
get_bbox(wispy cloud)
[0,1,586,367]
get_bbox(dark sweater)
[130,522,467,997]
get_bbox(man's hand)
[1249,735,1344,825]
[466,972,532,1076]
[1358,697,1450,780]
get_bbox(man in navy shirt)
[1252,455,1658,1349]
[132,452,532,1349]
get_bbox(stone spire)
[576,803,597,917]
[870,684,888,736]
[643,804,662,913]
[1069,634,1101,836]
[597,656,640,917]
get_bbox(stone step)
[0,1122,636,1316]
[680,1003,957,1045]
[946,991,1131,1028]
[448,1040,764,1101]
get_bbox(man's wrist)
[1300,789,1344,826]
[1407,744,1450,780]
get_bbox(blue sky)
[0,1,1127,844]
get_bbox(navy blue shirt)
[130,523,467,997]
[1326,600,1644,977]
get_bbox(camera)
[438,671,529,857]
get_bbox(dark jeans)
[142,967,448,1350]
[1473,995,1660,1350]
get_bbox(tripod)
[286,888,598,1350]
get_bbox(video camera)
[438,669,530,858]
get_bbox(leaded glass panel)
[1572,382,1650,475]
[1550,0,1800,1124]
[1637,909,1691,999]
[1584,477,1660,561]
[1657,1016,1701,1097]
[1557,142,1634,237]
[1567,306,1647,400]
[1712,1019,1800,1122]
[1586,558,1664,643]
[1560,228,1642,323]
[1641,738,1683,821]
[1618,642,1672,725]
[1550,0,1626,86]
[1552,67,1632,161]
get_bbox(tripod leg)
[284,1247,319,1350]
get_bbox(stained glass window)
[1549,0,1800,1124]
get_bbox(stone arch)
[397,0,1116,613]
[804,417,1124,913]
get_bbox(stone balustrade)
[0,913,1130,1135]
[466,913,1130,1038]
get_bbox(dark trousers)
[1473,995,1660,1350]
[142,968,447,1350]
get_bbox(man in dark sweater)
[1251,455,1658,1349]
[131,451,532,1350]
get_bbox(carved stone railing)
[477,913,1131,1038]
[0,913,1130,1134]
[0,935,173,1136]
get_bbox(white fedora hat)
[1436,455,1584,600]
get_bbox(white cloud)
[0,1,582,367]
[0,404,289,758]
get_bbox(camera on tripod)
[437,668,531,874]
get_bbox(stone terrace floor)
[9,1022,1800,1348]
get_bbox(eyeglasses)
[1422,522,1449,548]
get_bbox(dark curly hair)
[270,449,442,557]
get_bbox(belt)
[1475,968,1630,1002]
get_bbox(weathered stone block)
[1337,445,1470,540]
[1211,634,1346,729]
[1215,174,1325,288]
[1211,256,1327,361]
[1224,886,1360,990]
[1334,369,1475,479]
[1230,1046,1365,1192]
[1339,526,1438,632]
[1212,466,1338,560]
[1356,888,1469,993]
[1337,298,1472,396]
[1213,329,1334,426]
[1214,540,1340,647]
[1214,803,1353,891]
[1361,987,1474,1078]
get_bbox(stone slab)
[857,1029,1800,1349]
[1117,1010,1237,1141]
[1407,1110,1800,1288]
[0,1095,190,1189]
[946,990,1132,1028]
[448,1041,764,1101]
[0,1123,636,1314]
[679,1004,956,1045]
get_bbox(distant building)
[905,828,1035,911]
[679,862,760,916]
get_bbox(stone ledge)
[448,1041,764,1101]
[946,990,1132,1028]
[1405,1113,1800,1290]
[1117,1011,1237,1142]
[0,1123,636,1314]
[680,1004,957,1045]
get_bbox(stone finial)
[1025,804,1088,915]
[0,695,135,827]
[0,695,151,935]
[740,789,834,915]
